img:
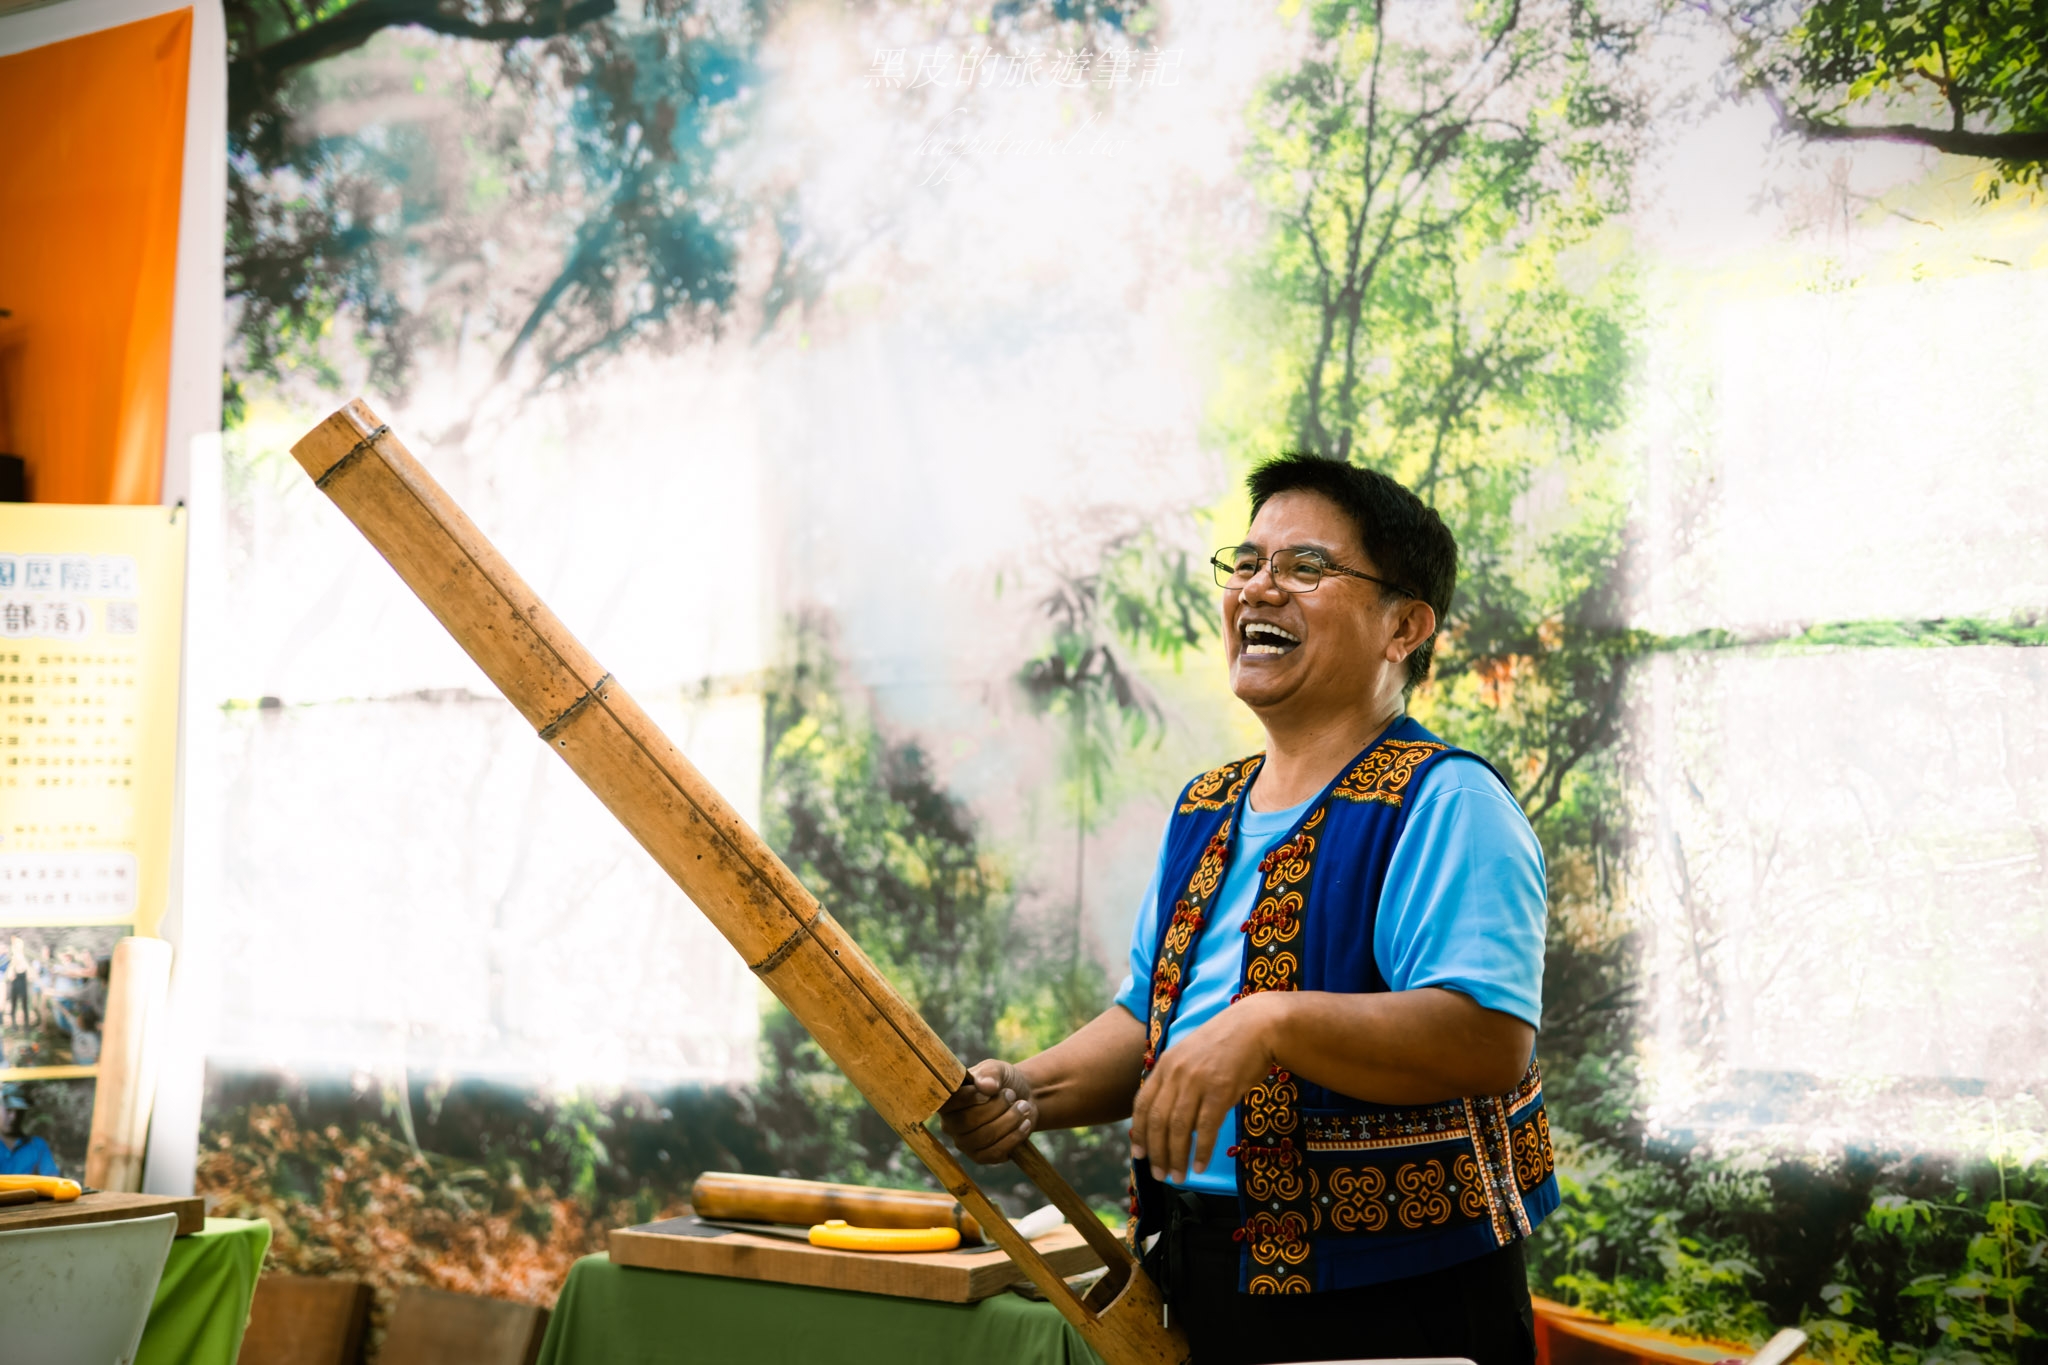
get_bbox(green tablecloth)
[536,1254,1104,1365]
[136,1217,272,1365]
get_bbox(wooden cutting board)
[608,1215,1104,1303]
[0,1190,205,1236]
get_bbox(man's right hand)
[938,1058,1037,1164]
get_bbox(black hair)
[1244,452,1457,691]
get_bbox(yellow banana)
[807,1219,960,1253]
[0,1174,82,1202]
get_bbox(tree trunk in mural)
[290,399,1187,1365]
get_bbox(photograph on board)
[0,924,127,1070]
[0,1077,92,1178]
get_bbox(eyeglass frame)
[1210,544,1418,599]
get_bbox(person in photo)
[0,1084,61,1178]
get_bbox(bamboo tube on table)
[691,1171,985,1243]
[290,402,1185,1365]
[85,935,174,1191]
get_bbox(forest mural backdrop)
[193,0,2048,1357]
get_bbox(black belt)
[1150,1187,1241,1315]
[1169,1188,1241,1231]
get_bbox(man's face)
[1224,490,1406,719]
[0,1107,20,1140]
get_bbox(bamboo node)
[748,909,822,974]
[537,673,613,743]
[314,424,390,488]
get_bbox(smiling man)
[941,454,1555,1365]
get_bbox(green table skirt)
[537,1254,1104,1365]
[136,1217,272,1365]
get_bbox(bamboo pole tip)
[111,941,173,982]
[291,398,387,483]
[112,936,173,972]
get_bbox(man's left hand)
[1129,992,1282,1185]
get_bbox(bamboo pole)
[85,936,173,1191]
[290,401,1186,1365]
[691,1171,985,1243]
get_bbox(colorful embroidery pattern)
[1140,815,1242,1074]
[1454,1154,1488,1221]
[1134,731,1558,1287]
[1512,1109,1554,1193]
[1300,1097,1473,1150]
[1307,1152,1490,1234]
[1318,1165,1388,1233]
[1394,1159,1454,1229]
[1330,740,1447,807]
[1237,1209,1310,1295]
[1239,1069,1298,1139]
[1235,805,1320,1295]
[1235,1070,1306,1204]
[1178,756,1262,814]
[1292,1064,1550,1247]
[1507,1065,1544,1114]
[1131,767,1258,1244]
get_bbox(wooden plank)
[240,1275,372,1365]
[608,1220,1103,1304]
[0,1190,202,1236]
[381,1286,548,1365]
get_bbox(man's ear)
[1389,598,1437,662]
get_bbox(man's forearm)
[1262,986,1534,1104]
[1017,1004,1148,1129]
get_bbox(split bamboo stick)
[85,935,173,1192]
[290,401,1186,1365]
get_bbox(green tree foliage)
[1018,574,1165,820]
[1736,0,2048,194]
[752,628,1135,1207]
[1537,1142,2048,1362]
[1238,0,1638,468]
[224,0,760,401]
[1016,533,1215,940]
[221,0,1159,409]
[1233,0,1641,832]
[1223,0,1647,1145]
[751,632,1013,1187]
[764,642,1013,1067]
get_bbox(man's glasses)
[1210,545,1414,598]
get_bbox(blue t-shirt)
[1113,755,1546,1194]
[0,1134,60,1177]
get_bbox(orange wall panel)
[0,9,192,505]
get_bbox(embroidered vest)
[1128,717,1559,1293]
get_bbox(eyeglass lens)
[1213,548,1325,591]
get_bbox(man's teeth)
[1242,622,1299,655]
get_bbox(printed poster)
[0,504,185,1081]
